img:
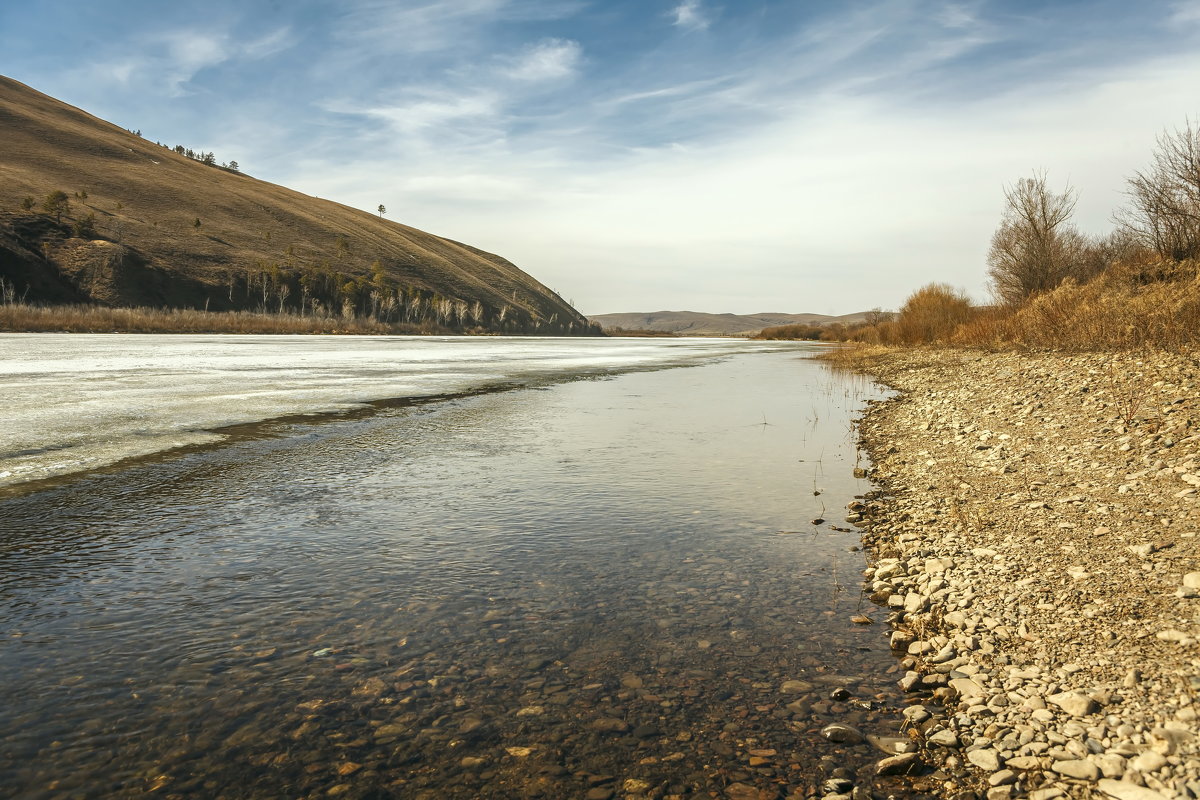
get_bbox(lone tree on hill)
[377,204,386,218]
[1119,120,1200,261]
[41,190,70,222]
[72,213,97,239]
[986,172,1088,306]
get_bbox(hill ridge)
[0,74,593,334]
[588,309,873,336]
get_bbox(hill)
[589,310,874,337]
[0,75,593,335]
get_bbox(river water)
[0,335,907,800]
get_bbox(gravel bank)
[852,349,1200,800]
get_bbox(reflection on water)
[0,351,902,799]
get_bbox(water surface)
[0,341,904,799]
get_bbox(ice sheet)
[0,333,800,487]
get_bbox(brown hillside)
[0,75,592,334]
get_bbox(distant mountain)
[0,75,594,334]
[588,310,875,337]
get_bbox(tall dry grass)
[0,303,445,335]
[953,260,1200,350]
[829,260,1200,352]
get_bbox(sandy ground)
[851,348,1200,800]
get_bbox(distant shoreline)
[0,303,602,336]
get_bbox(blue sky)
[3,1,1199,314]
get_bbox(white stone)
[1130,750,1167,773]
[1048,691,1100,717]
[928,729,959,747]
[1052,759,1100,781]
[950,677,987,698]
[968,748,1003,771]
[1097,778,1170,800]
[1028,788,1064,800]
[926,557,954,574]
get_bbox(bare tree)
[1118,120,1200,261]
[987,172,1088,305]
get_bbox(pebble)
[854,350,1200,800]
[1047,692,1100,718]
[967,748,1003,771]
[820,723,865,744]
[875,752,920,776]
[1052,759,1100,781]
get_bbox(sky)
[2,1,1199,315]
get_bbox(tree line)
[828,119,1200,349]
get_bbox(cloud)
[334,0,582,55]
[283,39,1200,315]
[503,38,582,81]
[671,0,709,31]
[936,2,979,29]
[1171,0,1200,23]
[360,92,502,136]
[80,25,294,96]
[159,32,231,92]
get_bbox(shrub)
[41,190,69,221]
[72,213,97,239]
[894,283,974,344]
[1120,121,1200,261]
[987,173,1091,305]
[755,323,823,340]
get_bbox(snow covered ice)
[0,333,790,488]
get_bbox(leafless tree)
[1118,120,1200,261]
[987,172,1090,305]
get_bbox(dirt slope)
[0,75,592,334]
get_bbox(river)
[0,335,906,799]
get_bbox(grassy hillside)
[588,310,873,337]
[0,75,594,335]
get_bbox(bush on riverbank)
[753,323,823,340]
[834,259,1200,351]
[826,121,1200,353]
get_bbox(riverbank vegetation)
[830,120,1200,352]
[0,301,453,335]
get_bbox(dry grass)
[952,260,1200,350]
[0,303,446,335]
[830,260,1200,353]
[814,343,895,369]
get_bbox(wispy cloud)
[671,0,709,31]
[80,25,295,96]
[1170,0,1200,23]
[361,92,502,136]
[936,2,980,29]
[503,38,583,82]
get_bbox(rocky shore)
[850,348,1200,800]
